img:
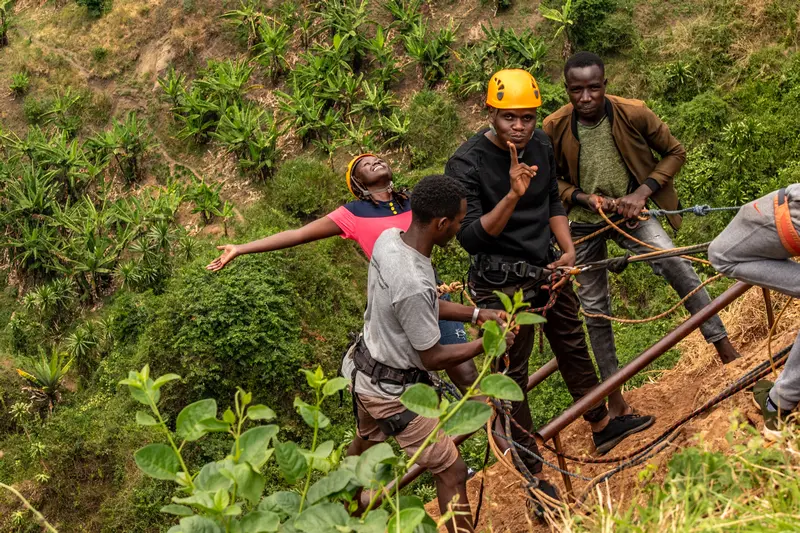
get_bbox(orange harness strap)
[774,189,800,257]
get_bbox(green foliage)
[403,20,457,87]
[186,178,223,225]
[139,254,311,403]
[448,25,548,99]
[405,90,463,168]
[9,71,29,97]
[42,87,84,138]
[91,46,108,62]
[0,0,13,47]
[212,103,281,180]
[86,111,155,183]
[16,347,74,412]
[268,157,343,218]
[75,0,109,18]
[252,20,291,83]
[564,0,636,54]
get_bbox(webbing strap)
[774,189,800,256]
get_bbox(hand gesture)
[586,194,617,214]
[508,142,537,199]
[206,244,240,272]
[476,309,508,328]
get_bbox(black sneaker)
[525,478,561,519]
[593,414,656,455]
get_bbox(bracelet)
[471,307,480,325]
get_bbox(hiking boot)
[526,478,560,520]
[593,414,656,455]
[752,380,788,440]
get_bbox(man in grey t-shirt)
[343,175,508,533]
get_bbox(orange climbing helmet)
[345,153,375,198]
[486,69,542,109]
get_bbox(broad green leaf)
[294,502,349,533]
[307,440,334,460]
[258,491,300,518]
[178,515,222,533]
[355,442,395,487]
[233,463,266,506]
[195,461,234,492]
[223,408,236,424]
[397,495,437,531]
[443,401,493,436]
[400,383,442,418]
[307,469,354,504]
[481,320,505,358]
[160,504,193,516]
[322,377,349,397]
[387,508,426,533]
[293,398,330,429]
[240,510,280,532]
[136,411,158,426]
[237,425,278,469]
[173,491,216,512]
[177,399,217,441]
[275,441,307,483]
[248,404,276,421]
[167,526,183,533]
[134,444,180,480]
[480,374,524,401]
[153,373,181,389]
[514,312,546,326]
[349,509,389,533]
[241,390,253,406]
[494,290,513,313]
[513,289,525,308]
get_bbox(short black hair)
[410,174,467,224]
[564,52,605,80]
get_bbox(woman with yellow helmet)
[206,154,472,361]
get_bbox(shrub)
[669,90,730,144]
[268,157,343,218]
[9,71,29,97]
[568,0,636,54]
[405,90,463,168]
[22,95,50,125]
[139,255,311,405]
[92,46,108,62]
[76,0,109,18]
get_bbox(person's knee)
[708,237,735,274]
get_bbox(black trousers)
[470,273,608,474]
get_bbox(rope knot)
[693,205,712,216]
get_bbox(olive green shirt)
[569,116,631,224]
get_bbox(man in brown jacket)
[543,52,739,417]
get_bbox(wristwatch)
[471,307,481,325]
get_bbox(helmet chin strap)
[354,180,394,198]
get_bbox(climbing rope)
[581,273,724,324]
[644,205,741,217]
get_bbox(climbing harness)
[774,188,800,256]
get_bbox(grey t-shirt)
[341,228,440,398]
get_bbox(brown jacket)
[542,94,686,229]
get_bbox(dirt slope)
[427,287,799,532]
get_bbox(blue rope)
[643,205,741,217]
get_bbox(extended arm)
[206,216,342,271]
[438,299,507,326]
[418,339,484,371]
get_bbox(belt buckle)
[510,261,529,277]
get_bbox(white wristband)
[471,307,480,325]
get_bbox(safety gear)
[486,69,542,109]
[774,188,800,256]
[471,254,549,286]
[345,153,376,198]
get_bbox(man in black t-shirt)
[445,70,654,486]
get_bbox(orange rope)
[437,281,477,307]
[597,207,712,266]
[581,273,723,324]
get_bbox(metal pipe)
[553,434,574,503]
[763,288,775,329]
[536,281,752,442]
[388,359,560,495]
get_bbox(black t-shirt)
[445,128,566,267]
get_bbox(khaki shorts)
[355,393,459,475]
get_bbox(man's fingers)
[507,142,518,166]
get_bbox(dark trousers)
[470,274,608,474]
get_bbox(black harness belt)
[349,338,432,437]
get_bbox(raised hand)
[508,141,537,199]
[206,244,241,272]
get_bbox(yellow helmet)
[486,69,542,109]
[345,153,375,197]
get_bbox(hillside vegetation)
[0,0,799,531]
